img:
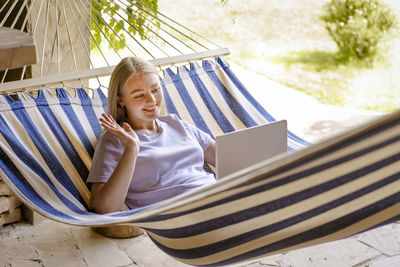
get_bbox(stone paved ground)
[1,216,399,266]
[1,67,399,267]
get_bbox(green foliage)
[320,0,397,61]
[220,0,229,6]
[91,0,159,52]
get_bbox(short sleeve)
[87,132,123,184]
[179,117,213,151]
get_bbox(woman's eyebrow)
[128,83,159,93]
[129,88,144,94]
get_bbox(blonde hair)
[107,57,158,125]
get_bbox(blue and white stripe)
[161,58,309,151]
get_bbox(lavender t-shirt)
[87,114,215,209]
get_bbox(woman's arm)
[90,145,138,213]
[204,140,216,167]
[89,114,140,214]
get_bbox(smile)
[143,107,157,112]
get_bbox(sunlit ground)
[160,0,400,113]
[348,38,400,112]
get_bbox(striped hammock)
[0,58,399,266]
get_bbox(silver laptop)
[215,120,287,179]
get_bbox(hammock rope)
[0,0,228,86]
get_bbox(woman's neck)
[132,120,159,136]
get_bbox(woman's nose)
[146,92,156,102]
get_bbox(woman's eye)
[134,94,144,99]
[152,88,160,93]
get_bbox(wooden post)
[29,0,91,84]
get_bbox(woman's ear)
[117,97,124,107]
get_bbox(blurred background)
[160,0,400,113]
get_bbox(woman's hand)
[99,113,139,149]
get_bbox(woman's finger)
[122,122,133,132]
[101,113,116,124]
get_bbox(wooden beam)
[151,48,230,67]
[0,48,230,93]
[0,27,37,71]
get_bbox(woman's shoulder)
[158,113,190,132]
[158,114,202,135]
[158,113,180,123]
[158,113,183,127]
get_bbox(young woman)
[87,57,216,214]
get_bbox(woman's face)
[118,72,163,129]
